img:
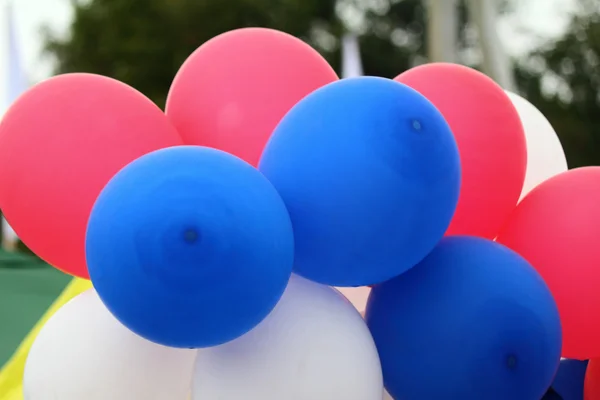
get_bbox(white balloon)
[192,275,383,400]
[505,91,568,200]
[24,289,197,400]
[336,287,393,399]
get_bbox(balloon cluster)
[1,27,600,399]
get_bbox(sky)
[0,0,578,104]
[2,0,73,82]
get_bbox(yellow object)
[0,278,92,399]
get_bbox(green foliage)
[517,2,600,167]
[42,0,492,106]
[45,0,459,106]
[45,0,600,167]
[16,240,38,257]
[45,0,344,108]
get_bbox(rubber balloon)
[505,91,568,200]
[86,146,294,348]
[366,236,561,400]
[396,63,526,239]
[166,28,338,166]
[23,289,197,400]
[551,359,588,400]
[585,359,600,400]
[497,167,600,359]
[259,77,461,286]
[0,73,183,279]
[191,275,383,400]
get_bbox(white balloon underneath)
[336,286,394,399]
[505,91,568,200]
[192,275,383,400]
[23,289,197,400]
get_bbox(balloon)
[166,28,338,166]
[259,77,461,286]
[396,63,526,239]
[0,73,182,279]
[191,274,383,400]
[366,236,561,400]
[86,146,294,348]
[496,167,600,359]
[551,359,588,400]
[585,359,600,399]
[505,91,568,200]
[23,289,197,400]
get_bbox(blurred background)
[2,0,598,169]
[0,0,598,374]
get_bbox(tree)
[46,0,600,168]
[45,0,344,108]
[45,0,473,107]
[516,0,600,167]
[45,0,486,107]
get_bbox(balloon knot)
[183,228,200,244]
[506,354,518,370]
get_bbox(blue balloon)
[365,236,562,400]
[259,77,460,287]
[86,146,294,348]
[550,359,588,400]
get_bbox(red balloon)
[496,167,600,359]
[585,359,600,399]
[396,63,526,239]
[166,28,338,166]
[0,74,183,279]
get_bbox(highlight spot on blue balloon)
[259,76,461,287]
[86,146,294,348]
[366,236,562,400]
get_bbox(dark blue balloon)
[86,146,294,348]
[542,387,564,400]
[259,77,461,287]
[366,236,562,400]
[551,359,588,400]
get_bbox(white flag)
[341,33,363,79]
[2,0,28,243]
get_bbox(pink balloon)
[396,63,526,239]
[497,167,600,359]
[166,28,338,166]
[0,74,183,278]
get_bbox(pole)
[426,0,459,63]
[466,0,516,90]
